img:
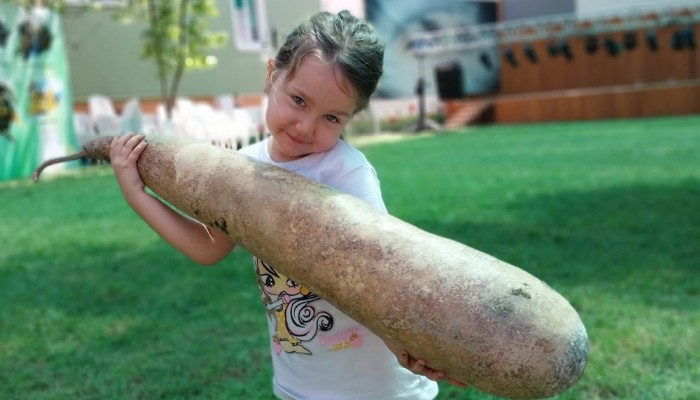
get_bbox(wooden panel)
[694,24,700,79]
[494,82,700,123]
[499,23,699,95]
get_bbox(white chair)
[73,112,94,146]
[240,105,266,141]
[120,97,143,134]
[231,108,256,146]
[94,114,121,135]
[88,94,117,118]
[156,103,185,137]
[215,94,235,114]
[88,94,120,135]
[140,113,160,135]
[206,110,240,150]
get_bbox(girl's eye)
[324,114,340,124]
[292,96,305,106]
[286,279,298,289]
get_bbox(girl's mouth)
[286,131,308,145]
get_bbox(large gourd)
[33,136,589,399]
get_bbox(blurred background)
[0,0,698,179]
[1,2,699,399]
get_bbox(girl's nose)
[296,114,316,138]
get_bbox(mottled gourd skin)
[36,137,589,399]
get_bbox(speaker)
[434,60,464,100]
[646,31,658,51]
[604,37,621,56]
[503,48,518,66]
[479,52,493,69]
[623,31,637,50]
[585,36,598,54]
[524,44,538,63]
[560,39,573,60]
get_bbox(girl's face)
[265,56,358,162]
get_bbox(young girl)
[110,10,461,400]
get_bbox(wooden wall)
[500,24,700,93]
[490,23,700,123]
[494,81,700,123]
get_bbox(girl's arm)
[110,133,235,265]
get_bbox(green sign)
[0,5,77,182]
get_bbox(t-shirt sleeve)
[237,140,263,159]
[332,164,388,214]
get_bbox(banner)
[0,4,77,182]
[365,0,499,98]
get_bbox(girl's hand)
[384,340,468,388]
[109,133,149,201]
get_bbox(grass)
[1,115,699,399]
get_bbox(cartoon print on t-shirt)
[254,257,333,355]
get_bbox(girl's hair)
[273,10,384,113]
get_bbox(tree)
[7,0,228,119]
[114,0,227,119]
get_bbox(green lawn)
[1,115,699,399]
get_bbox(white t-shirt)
[238,139,438,400]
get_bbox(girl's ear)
[265,59,276,93]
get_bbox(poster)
[366,0,498,98]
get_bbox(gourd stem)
[32,150,88,182]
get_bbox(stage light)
[604,36,622,56]
[523,44,538,63]
[503,48,518,66]
[671,29,685,50]
[559,39,573,60]
[646,30,658,51]
[585,36,598,54]
[684,28,696,49]
[623,32,637,50]
[674,27,696,50]
[479,51,492,69]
